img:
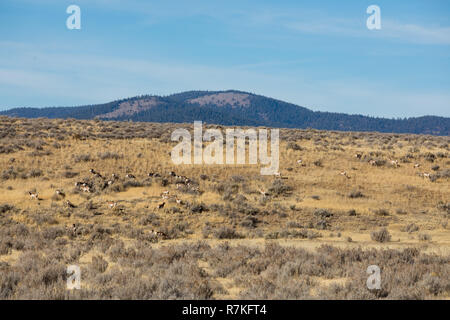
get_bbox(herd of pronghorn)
[26,152,436,202]
[65,222,168,239]
[269,152,431,181]
[292,152,431,180]
[355,152,433,179]
[26,169,198,240]
[25,150,439,239]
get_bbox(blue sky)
[0,0,449,117]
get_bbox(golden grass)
[0,117,448,299]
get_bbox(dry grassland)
[0,117,448,299]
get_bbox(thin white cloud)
[383,21,450,45]
[285,17,450,45]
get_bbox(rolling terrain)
[0,116,449,299]
[1,90,449,135]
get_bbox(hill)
[1,90,449,135]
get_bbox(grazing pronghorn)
[339,171,351,179]
[125,174,136,179]
[175,197,183,205]
[107,201,117,209]
[421,172,431,179]
[258,188,270,197]
[111,173,119,180]
[296,159,305,166]
[157,201,165,209]
[186,184,200,193]
[174,175,190,184]
[89,169,103,178]
[156,231,168,238]
[389,160,399,168]
[29,191,39,200]
[55,190,66,198]
[75,181,84,187]
[369,160,376,166]
[414,163,421,168]
[148,172,161,178]
[81,185,91,193]
[65,200,77,208]
[151,229,168,239]
[274,172,288,179]
[106,180,114,186]
[161,190,170,199]
[181,175,191,183]
[355,153,363,159]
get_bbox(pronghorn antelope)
[369,160,376,166]
[151,229,168,239]
[274,172,288,179]
[296,159,305,166]
[75,181,93,192]
[107,201,117,209]
[414,163,421,168]
[66,224,78,235]
[339,171,351,179]
[421,172,431,179]
[258,188,270,197]
[125,174,136,179]
[148,172,161,177]
[89,169,103,178]
[64,200,77,208]
[186,183,200,193]
[389,160,399,168]
[111,173,119,180]
[157,201,165,209]
[55,190,66,198]
[175,197,183,205]
[81,185,91,193]
[174,175,191,184]
[161,190,170,199]
[28,191,39,200]
[355,153,363,159]
[94,172,103,178]
[182,177,191,184]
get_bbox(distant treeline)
[1,90,448,135]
